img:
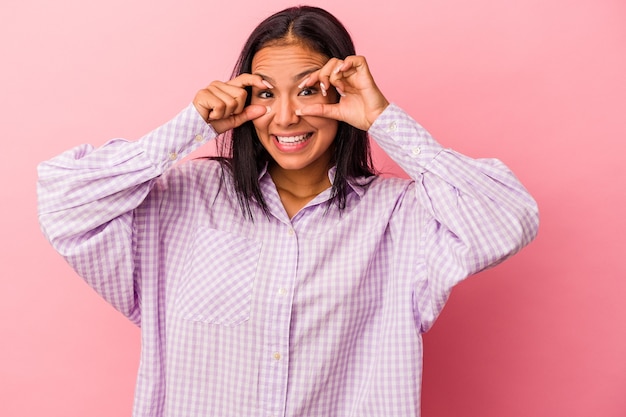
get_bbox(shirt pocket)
[174,226,262,326]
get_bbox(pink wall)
[2,0,625,416]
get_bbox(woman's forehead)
[251,44,328,79]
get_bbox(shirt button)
[388,121,397,132]
[194,134,203,142]
[287,228,295,236]
[411,146,421,156]
[169,152,178,161]
[273,352,282,361]
[278,288,287,296]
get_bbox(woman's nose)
[273,97,299,126]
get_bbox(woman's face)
[249,43,338,179]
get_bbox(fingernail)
[298,77,310,89]
[265,106,272,114]
[262,80,274,89]
[336,87,346,97]
[333,65,342,74]
[320,82,327,97]
[295,109,303,116]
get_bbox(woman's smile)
[272,132,314,150]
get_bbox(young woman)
[38,6,539,417]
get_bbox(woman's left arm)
[370,104,539,331]
[370,102,539,266]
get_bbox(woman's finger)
[194,74,271,122]
[223,74,273,116]
[205,83,241,120]
[226,73,271,90]
[329,56,366,89]
[192,88,220,121]
[209,82,248,115]
[317,57,342,97]
[299,66,343,99]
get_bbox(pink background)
[2,0,625,416]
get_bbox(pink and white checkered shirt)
[38,103,538,417]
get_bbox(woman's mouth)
[272,132,314,152]
[274,132,313,145]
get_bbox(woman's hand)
[296,56,389,131]
[193,74,272,134]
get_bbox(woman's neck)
[268,162,332,218]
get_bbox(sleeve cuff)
[368,103,444,174]
[139,103,218,172]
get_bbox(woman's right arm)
[37,103,217,323]
[37,75,270,322]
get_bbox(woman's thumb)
[296,103,341,120]
[211,105,270,134]
[232,105,270,127]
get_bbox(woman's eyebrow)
[254,73,275,85]
[294,67,320,82]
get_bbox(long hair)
[215,6,375,219]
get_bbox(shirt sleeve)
[368,103,540,332]
[37,103,216,324]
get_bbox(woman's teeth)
[275,133,311,144]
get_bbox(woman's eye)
[258,90,273,99]
[298,87,317,97]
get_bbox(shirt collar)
[258,163,375,199]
